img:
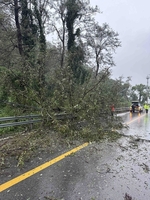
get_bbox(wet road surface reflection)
[118,112,150,140]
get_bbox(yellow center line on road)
[126,113,146,125]
[0,142,89,193]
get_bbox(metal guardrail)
[0,108,129,128]
[0,115,42,128]
[55,113,74,120]
[115,107,129,113]
[0,113,74,128]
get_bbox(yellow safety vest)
[144,105,149,109]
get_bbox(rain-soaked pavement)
[1,111,150,200]
[120,111,150,140]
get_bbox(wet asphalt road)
[1,111,150,200]
[121,111,150,140]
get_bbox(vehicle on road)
[129,101,143,113]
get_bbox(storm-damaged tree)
[75,22,122,115]
[44,0,123,137]
[65,21,122,119]
[1,0,125,141]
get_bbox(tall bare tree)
[86,23,121,77]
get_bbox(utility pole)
[146,75,150,104]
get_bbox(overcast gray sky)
[90,0,150,86]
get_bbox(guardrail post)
[29,116,33,131]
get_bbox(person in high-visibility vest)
[144,103,149,113]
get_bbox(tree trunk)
[14,0,23,55]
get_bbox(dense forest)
[0,0,148,139]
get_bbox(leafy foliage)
[0,0,132,141]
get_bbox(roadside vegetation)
[0,0,149,168]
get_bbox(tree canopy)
[0,0,140,140]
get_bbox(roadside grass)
[0,126,24,136]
